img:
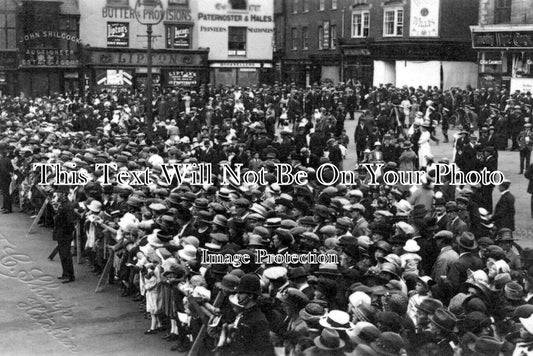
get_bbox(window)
[351,11,369,38]
[353,0,368,4]
[319,0,325,11]
[318,26,324,49]
[168,0,188,5]
[229,0,247,10]
[228,27,246,56]
[303,0,309,12]
[0,1,17,50]
[330,25,337,49]
[495,0,511,24]
[293,0,299,13]
[291,27,298,50]
[302,27,309,50]
[166,24,191,49]
[384,8,403,36]
[332,0,337,10]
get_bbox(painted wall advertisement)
[107,22,129,47]
[410,0,440,37]
[167,26,191,49]
[323,21,330,50]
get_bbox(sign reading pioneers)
[88,50,205,67]
[107,22,129,47]
[410,0,440,37]
[472,31,533,49]
[166,70,197,87]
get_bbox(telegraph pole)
[146,24,153,139]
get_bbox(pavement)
[0,118,532,355]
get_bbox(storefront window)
[479,52,503,75]
[512,53,533,78]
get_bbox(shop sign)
[210,62,261,68]
[167,26,190,48]
[166,70,197,87]
[18,31,82,44]
[323,21,330,50]
[510,78,533,93]
[88,50,204,66]
[410,0,440,37]
[472,31,533,49]
[102,7,192,22]
[19,49,79,67]
[479,59,502,65]
[107,22,129,47]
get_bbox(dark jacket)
[229,305,275,356]
[447,252,484,294]
[490,191,515,231]
[53,201,76,242]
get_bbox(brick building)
[340,0,479,89]
[471,0,533,90]
[277,0,479,89]
[0,0,18,96]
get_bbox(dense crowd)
[1,81,533,356]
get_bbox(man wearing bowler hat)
[445,232,483,297]
[52,186,76,283]
[226,273,275,356]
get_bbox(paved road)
[1,118,532,355]
[342,115,533,247]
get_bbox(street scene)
[2,0,533,356]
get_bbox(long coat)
[491,191,516,231]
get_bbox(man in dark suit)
[490,179,515,231]
[0,145,13,213]
[52,187,76,283]
[526,162,533,218]
[354,117,369,162]
[442,232,483,300]
[444,201,468,238]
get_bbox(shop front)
[471,26,533,91]
[210,61,272,87]
[85,48,209,91]
[0,51,18,96]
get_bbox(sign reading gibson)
[88,50,205,66]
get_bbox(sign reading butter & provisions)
[107,22,129,47]
[410,0,440,37]
[166,71,197,87]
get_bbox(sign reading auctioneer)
[410,0,440,37]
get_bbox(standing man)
[525,161,533,218]
[226,274,275,356]
[0,144,13,214]
[518,123,533,174]
[354,117,369,162]
[490,179,515,231]
[52,187,76,283]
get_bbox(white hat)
[177,245,197,262]
[520,314,533,335]
[349,292,371,308]
[87,200,102,213]
[403,239,420,253]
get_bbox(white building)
[191,0,274,87]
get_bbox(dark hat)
[504,281,524,301]
[280,288,309,309]
[237,273,262,295]
[411,204,427,219]
[215,274,240,293]
[445,201,458,212]
[370,332,405,356]
[314,328,345,351]
[288,266,308,280]
[433,230,454,243]
[468,335,504,356]
[496,228,514,242]
[457,232,478,250]
[299,302,326,322]
[416,298,443,314]
[430,308,458,333]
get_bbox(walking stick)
[188,291,224,356]
[27,197,50,236]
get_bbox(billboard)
[410,0,439,37]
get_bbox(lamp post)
[134,0,164,139]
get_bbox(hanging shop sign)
[107,22,129,47]
[472,31,533,49]
[97,69,133,86]
[323,21,330,50]
[410,0,440,37]
[166,70,197,87]
[166,26,191,48]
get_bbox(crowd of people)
[1,81,533,356]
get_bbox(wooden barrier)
[26,197,50,236]
[188,291,224,356]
